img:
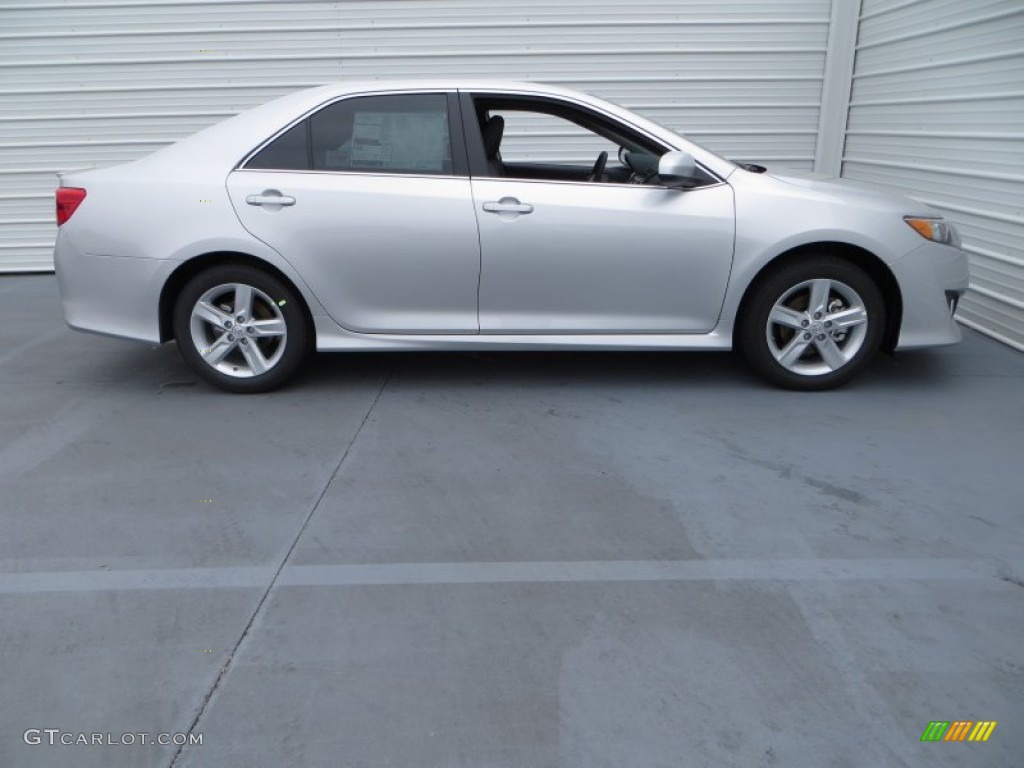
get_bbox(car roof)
[315,78,587,97]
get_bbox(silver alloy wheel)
[765,278,869,376]
[189,282,287,378]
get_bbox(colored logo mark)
[921,721,997,742]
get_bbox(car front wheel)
[738,257,886,390]
[173,265,309,393]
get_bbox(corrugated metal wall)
[4,0,1022,351]
[1,0,830,272]
[843,0,1024,351]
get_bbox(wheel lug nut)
[227,334,235,341]
[224,321,232,328]
[825,321,832,328]
[803,333,811,340]
[236,315,244,323]
[801,319,809,327]
[240,338,248,345]
[247,326,254,334]
[813,312,822,320]
[817,334,826,341]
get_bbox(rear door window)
[310,94,453,175]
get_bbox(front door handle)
[482,197,533,215]
[246,191,296,207]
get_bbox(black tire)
[173,264,309,393]
[737,256,886,391]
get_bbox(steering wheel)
[587,151,608,182]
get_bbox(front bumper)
[54,230,180,344]
[890,240,970,350]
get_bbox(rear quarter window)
[245,121,309,170]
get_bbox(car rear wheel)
[173,265,309,393]
[738,257,885,390]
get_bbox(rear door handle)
[483,198,533,215]
[246,191,295,207]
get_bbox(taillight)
[56,187,87,226]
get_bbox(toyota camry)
[54,80,969,392]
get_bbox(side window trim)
[304,118,314,170]
[447,92,471,178]
[459,91,489,178]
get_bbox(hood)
[764,169,934,215]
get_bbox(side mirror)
[657,151,699,189]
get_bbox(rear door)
[227,91,481,334]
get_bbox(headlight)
[905,216,961,248]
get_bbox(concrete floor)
[0,273,1022,768]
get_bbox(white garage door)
[843,0,1024,350]
[0,0,830,272]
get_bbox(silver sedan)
[54,80,968,392]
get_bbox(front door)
[473,178,735,333]
[466,95,735,334]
